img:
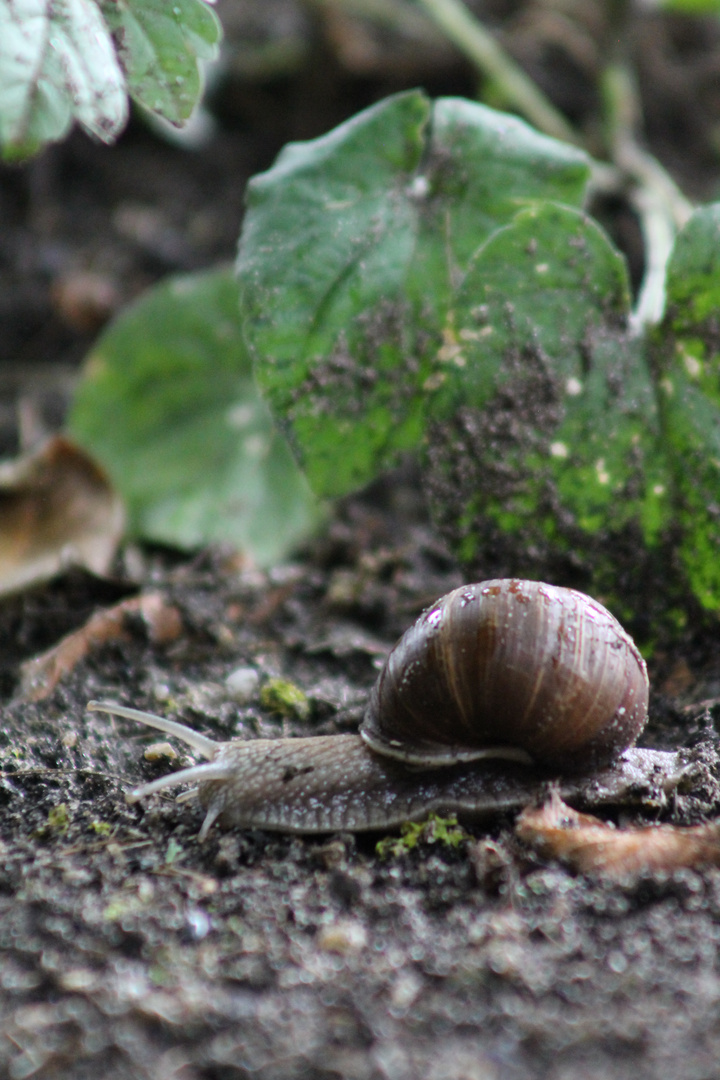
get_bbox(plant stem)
[603,63,693,328]
[308,0,444,44]
[413,0,579,145]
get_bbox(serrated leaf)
[99,0,221,126]
[423,203,664,596]
[238,90,591,497]
[0,0,127,157]
[67,267,322,565]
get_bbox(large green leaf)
[67,268,321,565]
[654,203,720,608]
[423,202,665,597]
[238,90,590,497]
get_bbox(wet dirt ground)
[4,2,720,1078]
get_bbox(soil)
[3,2,720,1078]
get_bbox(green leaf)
[0,0,220,159]
[653,203,720,608]
[67,267,322,565]
[658,379,720,610]
[0,0,127,158]
[99,0,221,126]
[658,0,720,12]
[423,202,664,597]
[664,202,720,342]
[404,97,592,319]
[238,90,591,497]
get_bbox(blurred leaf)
[68,267,322,565]
[0,0,127,158]
[658,0,720,12]
[238,90,590,497]
[663,202,720,334]
[424,202,664,589]
[0,0,220,159]
[654,202,720,608]
[99,0,221,126]
[0,435,124,596]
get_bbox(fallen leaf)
[51,270,121,333]
[17,592,182,703]
[516,789,720,879]
[0,436,124,597]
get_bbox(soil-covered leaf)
[238,88,720,617]
[238,90,590,497]
[424,202,665,598]
[654,202,720,609]
[67,267,322,564]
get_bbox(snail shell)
[87,579,652,836]
[362,579,649,772]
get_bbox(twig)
[309,0,445,41]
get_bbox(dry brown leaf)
[0,435,125,597]
[17,592,183,703]
[50,270,121,333]
[516,789,720,880]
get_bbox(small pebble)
[225,666,260,703]
[185,908,211,941]
[317,920,368,954]
[143,741,178,762]
[59,968,97,992]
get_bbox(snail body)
[88,579,654,837]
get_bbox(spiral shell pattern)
[361,579,649,771]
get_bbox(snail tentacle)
[126,761,237,804]
[198,801,224,842]
[88,700,217,759]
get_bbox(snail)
[87,579,684,839]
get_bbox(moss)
[89,819,113,836]
[376,813,468,859]
[33,802,70,840]
[260,677,311,721]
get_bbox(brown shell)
[361,579,649,771]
